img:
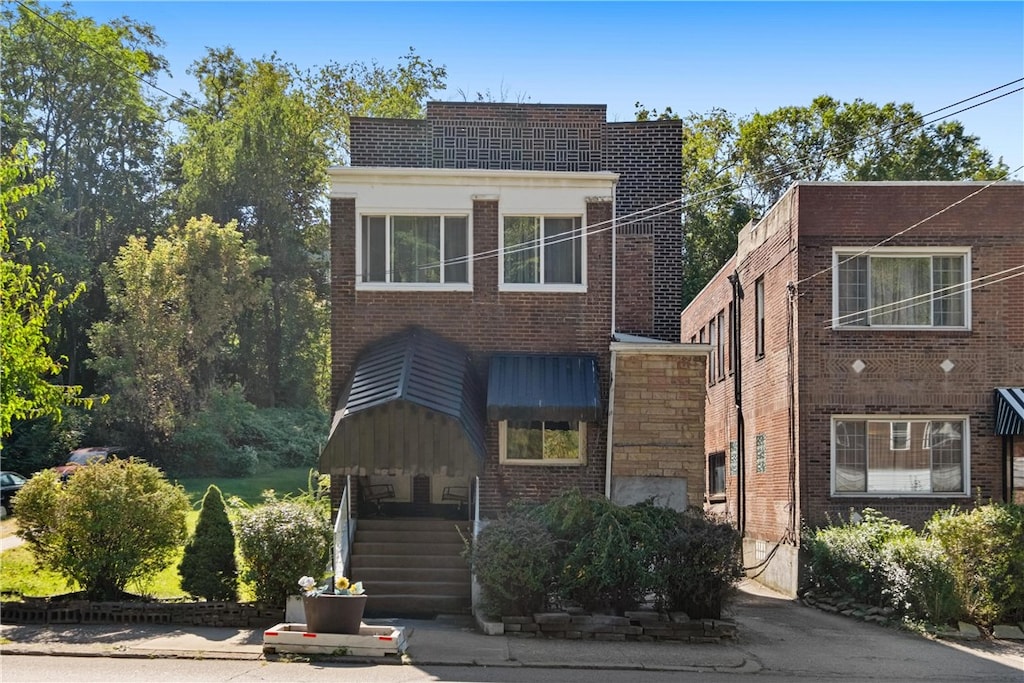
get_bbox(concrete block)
[992,624,1024,640]
[957,621,981,640]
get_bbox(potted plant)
[298,574,368,634]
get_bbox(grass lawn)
[174,466,318,505]
[0,466,319,600]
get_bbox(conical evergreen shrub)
[179,484,238,601]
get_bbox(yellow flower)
[335,576,350,591]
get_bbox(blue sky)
[59,1,1024,174]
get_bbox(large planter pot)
[301,594,367,634]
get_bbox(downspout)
[606,186,618,499]
[728,272,746,537]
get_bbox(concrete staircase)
[350,518,472,617]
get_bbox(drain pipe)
[728,271,746,538]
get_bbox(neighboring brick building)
[680,181,1024,596]
[320,103,706,518]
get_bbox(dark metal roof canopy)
[995,387,1024,435]
[319,327,486,475]
[486,354,602,422]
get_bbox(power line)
[824,262,1024,329]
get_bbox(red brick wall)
[330,197,614,515]
[682,182,1024,540]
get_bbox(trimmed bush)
[14,458,190,600]
[654,509,743,619]
[465,512,557,617]
[179,485,238,601]
[926,503,1024,626]
[234,494,331,606]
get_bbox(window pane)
[709,452,726,495]
[867,421,930,492]
[362,216,387,282]
[504,217,539,284]
[507,420,543,459]
[443,216,468,283]
[542,421,579,460]
[933,256,965,327]
[929,420,964,492]
[392,216,440,283]
[835,420,867,492]
[754,277,765,356]
[837,255,868,326]
[543,218,581,284]
[870,257,930,325]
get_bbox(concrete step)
[355,529,468,544]
[366,593,471,617]
[357,518,470,533]
[353,541,464,556]
[354,567,470,583]
[352,554,468,570]
[361,580,470,597]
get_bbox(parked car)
[1,471,28,518]
[53,446,125,481]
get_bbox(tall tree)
[1,0,168,391]
[0,142,94,443]
[88,216,266,453]
[641,97,1010,307]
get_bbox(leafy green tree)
[179,485,238,601]
[1,1,168,392]
[1,141,94,443]
[88,215,266,455]
[15,458,190,600]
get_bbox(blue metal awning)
[486,354,602,422]
[995,387,1024,436]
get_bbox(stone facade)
[679,181,1024,595]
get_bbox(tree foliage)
[88,216,266,454]
[1,141,93,443]
[638,96,1009,307]
[179,484,239,601]
[1,0,168,392]
[15,458,190,600]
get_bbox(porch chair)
[358,476,395,516]
[441,485,469,512]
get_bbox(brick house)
[319,102,709,538]
[679,181,1024,597]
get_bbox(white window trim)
[498,420,587,466]
[355,212,474,291]
[831,246,971,331]
[499,214,588,293]
[830,414,970,497]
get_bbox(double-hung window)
[499,420,586,465]
[832,417,968,495]
[502,216,584,289]
[361,215,469,287]
[834,248,969,328]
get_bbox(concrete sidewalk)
[1,581,1021,677]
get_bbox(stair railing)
[332,474,355,579]
[472,475,481,539]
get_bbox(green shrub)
[877,534,958,624]
[926,503,1024,626]
[534,491,675,614]
[179,485,238,601]
[234,493,331,606]
[465,512,557,617]
[654,509,743,619]
[804,508,916,606]
[14,458,190,600]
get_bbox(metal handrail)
[472,475,481,539]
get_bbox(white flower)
[349,581,365,595]
[298,575,317,595]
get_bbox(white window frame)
[499,214,587,292]
[498,420,587,466]
[831,246,971,330]
[356,213,473,291]
[830,415,970,497]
